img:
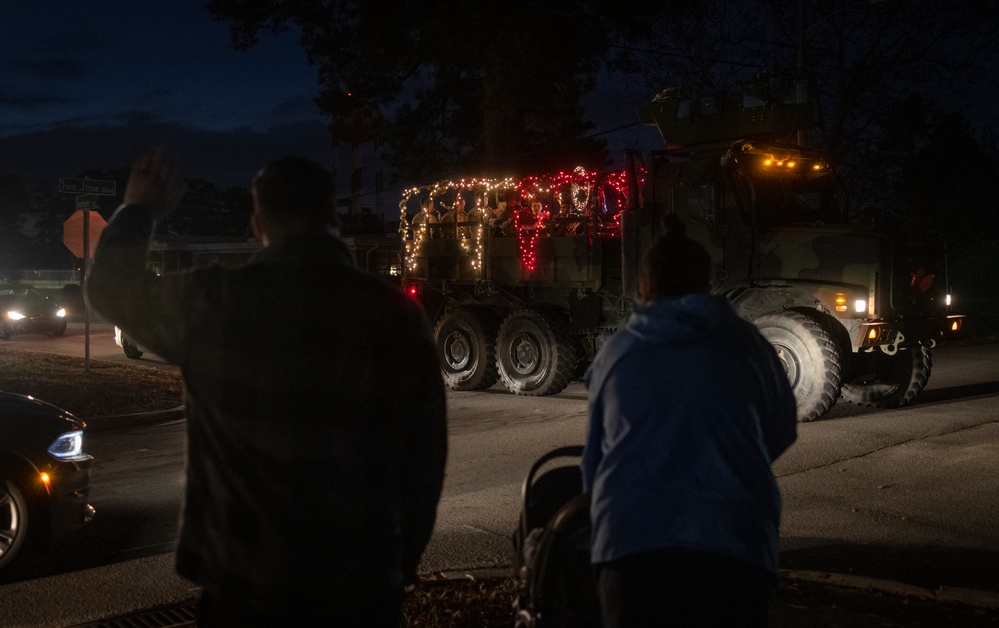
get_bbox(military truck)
[399,75,964,421]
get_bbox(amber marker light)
[834,293,848,312]
[40,472,52,495]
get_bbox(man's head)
[251,156,338,246]
[638,214,712,303]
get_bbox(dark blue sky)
[0,2,657,195]
[0,2,337,189]
[1,2,323,137]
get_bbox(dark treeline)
[6,0,999,270]
[0,171,253,270]
[208,0,999,247]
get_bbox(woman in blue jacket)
[582,216,797,628]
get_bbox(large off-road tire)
[840,342,932,408]
[0,323,11,341]
[0,478,30,573]
[755,311,843,422]
[52,320,67,337]
[496,309,578,396]
[434,308,500,391]
[121,337,143,360]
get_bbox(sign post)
[60,178,117,372]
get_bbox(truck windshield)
[731,144,846,227]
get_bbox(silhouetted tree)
[872,97,998,245]
[207,0,664,182]
[0,174,28,233]
[27,177,78,269]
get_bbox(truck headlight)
[833,293,867,314]
[57,308,66,317]
[7,310,25,320]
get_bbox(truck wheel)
[121,338,143,359]
[496,309,577,396]
[841,342,932,408]
[434,308,500,391]
[755,311,842,422]
[0,323,11,341]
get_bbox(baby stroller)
[512,446,600,628]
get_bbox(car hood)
[0,392,86,458]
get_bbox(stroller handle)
[521,445,585,503]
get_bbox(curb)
[85,406,185,433]
[424,566,999,611]
[780,569,999,611]
[425,567,514,583]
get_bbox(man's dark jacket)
[87,205,447,604]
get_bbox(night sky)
[0,2,662,198]
[0,1,332,189]
[8,3,991,200]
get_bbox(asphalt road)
[0,320,168,367]
[0,327,997,626]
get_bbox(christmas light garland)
[400,167,644,274]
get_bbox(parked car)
[0,285,68,340]
[0,392,94,573]
[114,326,145,359]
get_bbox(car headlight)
[57,308,66,317]
[48,430,85,460]
[7,310,25,320]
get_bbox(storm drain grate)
[67,599,198,628]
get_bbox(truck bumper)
[853,314,965,351]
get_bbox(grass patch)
[402,576,518,627]
[0,346,182,419]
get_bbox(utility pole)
[797,0,807,146]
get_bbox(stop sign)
[63,210,108,258]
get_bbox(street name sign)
[75,194,100,211]
[59,178,117,196]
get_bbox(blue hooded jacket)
[581,293,797,573]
